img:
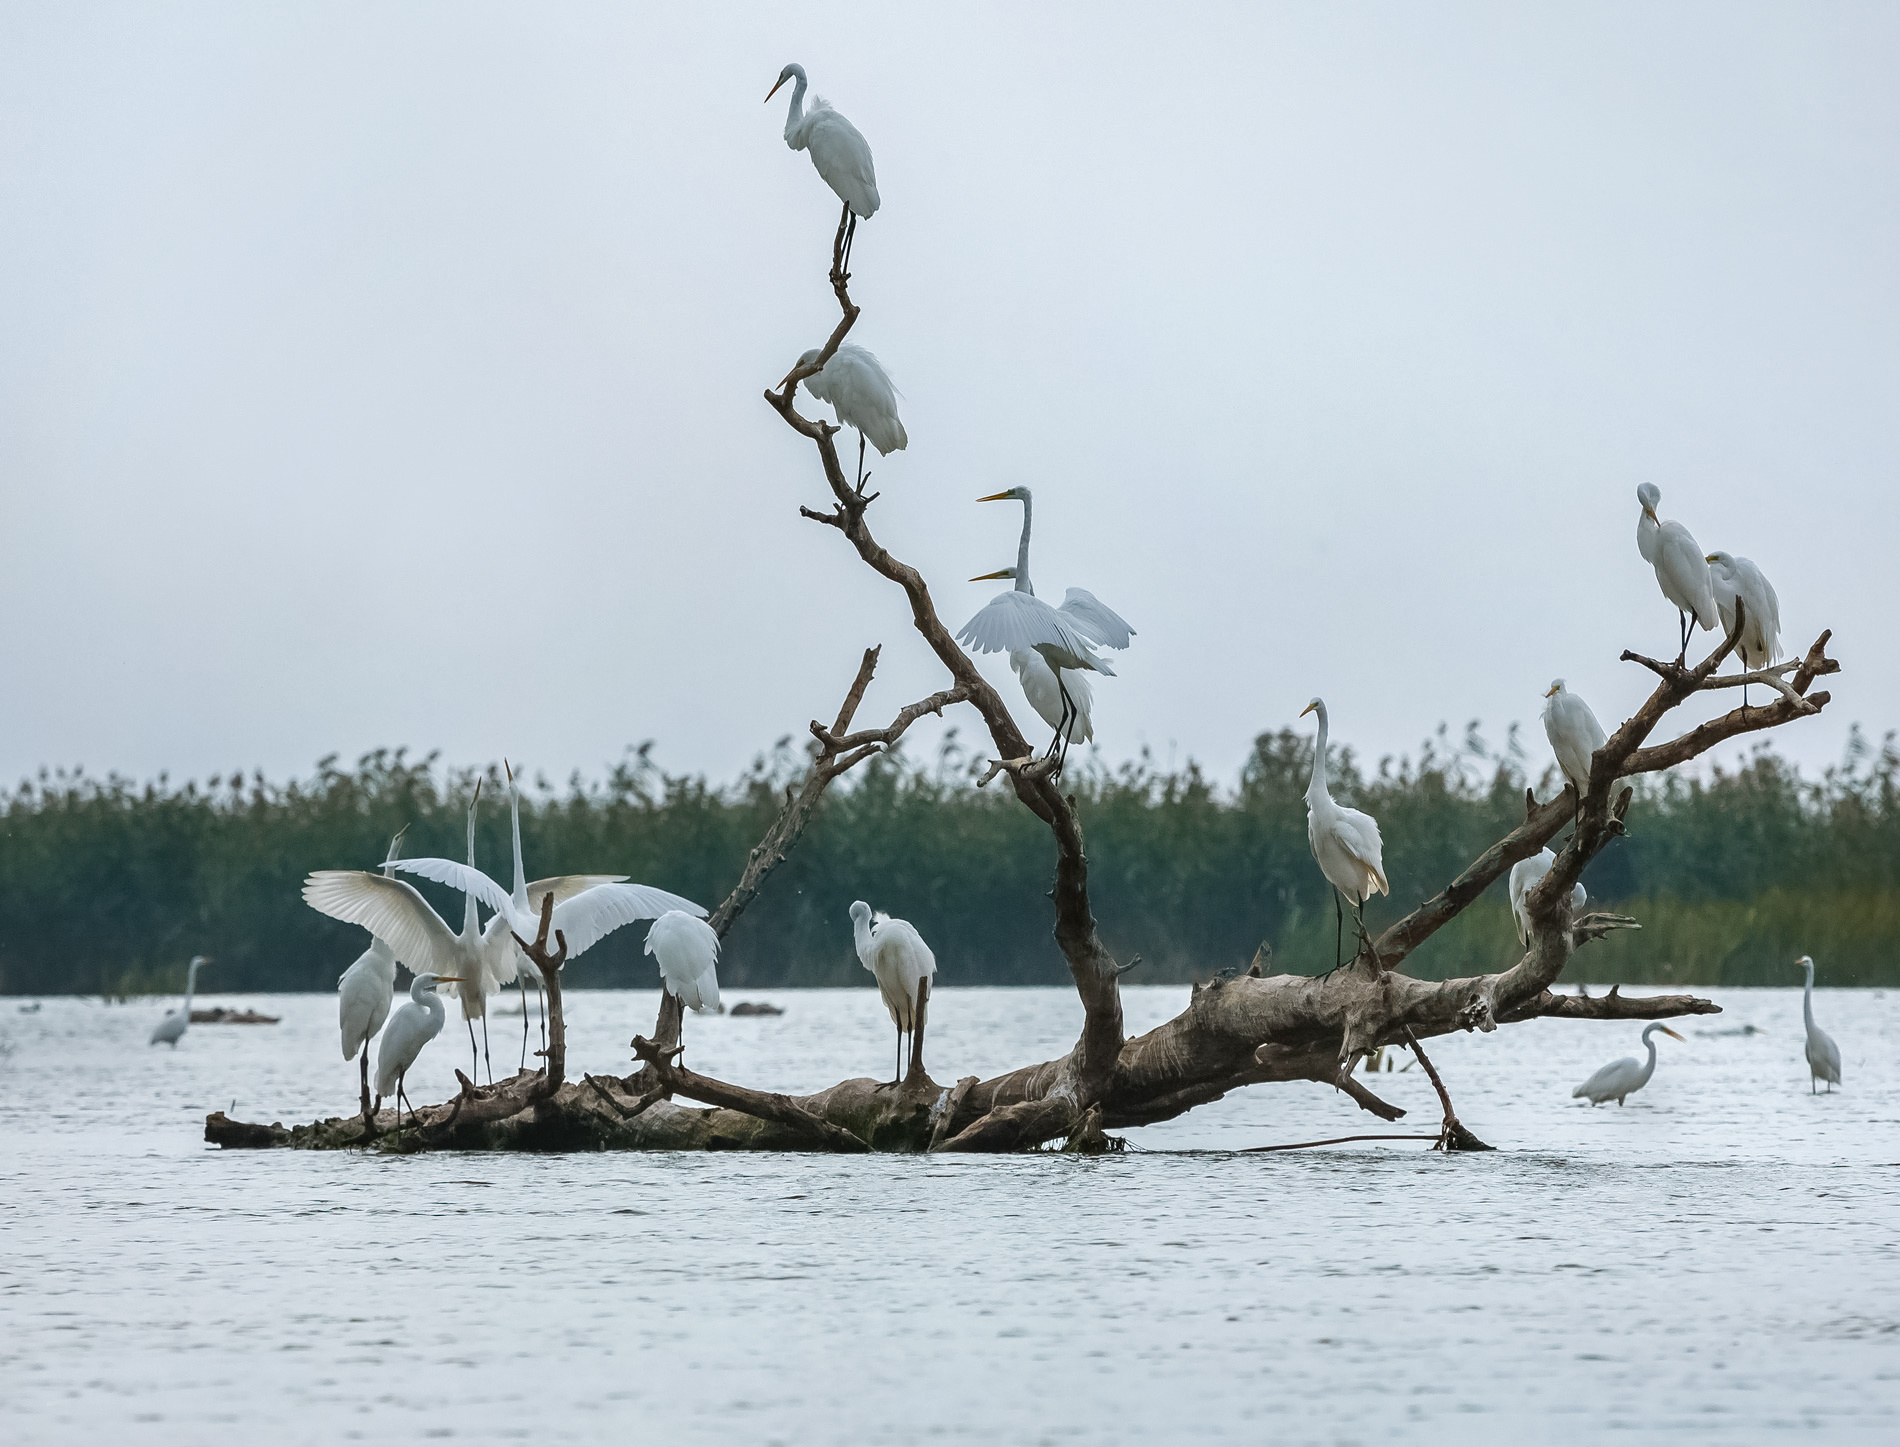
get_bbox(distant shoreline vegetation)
[4,723,1897,995]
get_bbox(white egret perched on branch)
[304,783,513,1084]
[1299,699,1388,974]
[646,911,723,1020]
[1635,484,1718,662]
[338,826,408,1107]
[1572,1022,1684,1105]
[767,62,879,274]
[375,973,464,1125]
[1542,679,1608,807]
[149,955,210,1047]
[1507,848,1587,947]
[791,343,907,491]
[967,486,1135,765]
[850,901,936,1083]
[1796,955,1842,1093]
[1707,551,1783,707]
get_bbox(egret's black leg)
[1054,674,1076,772]
[1333,890,1344,975]
[842,210,858,277]
[359,1048,371,1119]
[467,1019,478,1080]
[855,433,867,493]
[1677,609,1690,664]
[480,1015,493,1086]
[832,201,850,275]
[519,977,530,1071]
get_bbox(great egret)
[374,972,464,1125]
[766,63,879,274]
[646,911,722,1016]
[1542,679,1608,806]
[1796,955,1842,1093]
[148,955,210,1047]
[1706,551,1783,707]
[1507,847,1587,947]
[849,901,937,1083]
[338,827,408,1108]
[1635,484,1718,662]
[1572,1022,1684,1105]
[1300,699,1389,974]
[792,343,906,491]
[303,784,514,1084]
[967,486,1134,764]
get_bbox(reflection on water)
[2,985,1896,1443]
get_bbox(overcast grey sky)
[3,3,1895,794]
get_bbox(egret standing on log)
[791,343,906,492]
[338,827,408,1108]
[850,901,937,1084]
[1508,848,1587,947]
[1635,484,1718,663]
[1707,551,1782,707]
[149,955,210,1047]
[375,973,464,1125]
[1572,1023,1683,1105]
[647,911,723,1023]
[767,63,879,275]
[969,486,1135,762]
[1542,679,1608,809]
[1796,955,1841,1093]
[1299,699,1388,975]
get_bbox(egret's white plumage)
[796,344,907,457]
[1797,955,1842,1093]
[1542,679,1609,801]
[1706,551,1782,670]
[374,972,463,1121]
[1507,848,1588,947]
[1301,698,1389,904]
[148,955,209,1047]
[1572,1022,1683,1105]
[1636,484,1718,656]
[767,63,880,220]
[338,828,408,1065]
[647,911,723,1014]
[850,900,937,1082]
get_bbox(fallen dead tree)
[209,212,1837,1157]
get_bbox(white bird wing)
[385,857,515,917]
[1057,588,1136,650]
[1658,522,1719,629]
[645,912,722,1012]
[1009,650,1094,741]
[805,345,905,454]
[957,590,1110,671]
[550,882,709,960]
[303,871,465,978]
[526,875,628,915]
[1333,806,1389,895]
[803,104,879,218]
[1575,1057,1638,1098]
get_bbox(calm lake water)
[2,983,1896,1444]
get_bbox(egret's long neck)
[782,71,807,144]
[1014,496,1034,595]
[463,805,480,939]
[417,977,445,1023]
[1640,1031,1658,1083]
[852,914,875,959]
[1802,965,1815,1029]
[184,962,199,1013]
[509,783,528,910]
[1307,706,1331,803]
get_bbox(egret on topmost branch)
[767,62,879,275]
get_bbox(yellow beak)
[1545,685,1560,698]
[976,490,1014,503]
[1704,554,1719,564]
[1299,702,1317,718]
[765,76,789,102]
[436,977,466,984]
[1644,506,1658,522]
[1660,1026,1685,1041]
[970,569,1012,582]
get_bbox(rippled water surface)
[3,984,1898,1444]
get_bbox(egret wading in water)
[375,973,465,1125]
[1542,679,1608,813]
[766,63,879,276]
[1507,848,1587,947]
[1635,484,1718,663]
[966,486,1134,767]
[337,826,408,1111]
[1796,955,1841,1093]
[1572,1022,1684,1105]
[149,955,210,1047]
[646,912,723,1043]
[1299,700,1389,975]
[850,901,937,1083]
[791,343,906,492]
[1706,551,1783,708]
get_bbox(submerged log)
[191,1008,281,1024]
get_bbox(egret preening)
[646,911,723,1021]
[967,486,1135,766]
[149,955,210,1047]
[374,973,464,1125]
[1542,679,1608,808]
[792,343,907,491]
[1507,848,1587,947]
[1572,1022,1684,1105]
[1706,551,1783,707]
[767,63,879,276]
[849,900,937,1083]
[1300,699,1389,975]
[1635,484,1718,662]
[338,826,408,1112]
[1796,955,1842,1093]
